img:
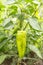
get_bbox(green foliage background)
[0,0,43,64]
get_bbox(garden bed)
[0,58,43,65]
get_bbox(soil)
[0,58,12,65]
[34,60,43,65]
[0,58,43,65]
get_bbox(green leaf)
[25,0,33,3]
[4,22,14,30]
[0,34,6,42]
[0,39,8,49]
[41,22,43,31]
[2,18,10,27]
[0,55,7,64]
[2,18,14,29]
[0,1,5,10]
[28,17,41,30]
[22,5,34,15]
[28,44,42,59]
[8,5,17,15]
[1,0,15,5]
[33,0,40,5]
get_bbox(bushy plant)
[0,0,43,65]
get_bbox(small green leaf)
[0,55,7,64]
[2,18,10,27]
[8,5,17,15]
[28,44,42,59]
[0,39,8,49]
[25,0,33,3]
[41,22,43,31]
[2,0,15,5]
[2,18,14,29]
[28,17,41,30]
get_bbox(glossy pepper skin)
[16,31,26,58]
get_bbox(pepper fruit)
[16,31,26,58]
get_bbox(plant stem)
[17,58,21,65]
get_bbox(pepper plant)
[0,0,43,65]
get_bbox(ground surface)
[0,58,43,65]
